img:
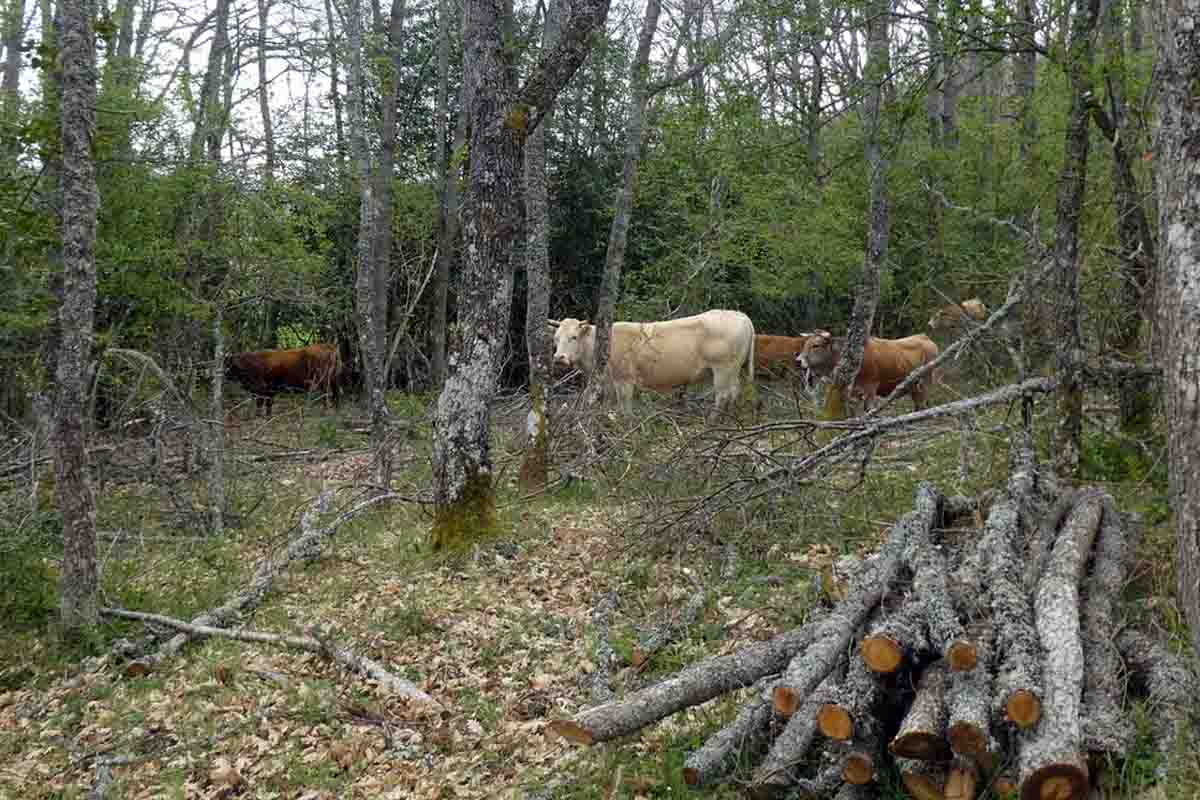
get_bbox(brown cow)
[928,298,987,332]
[755,334,815,377]
[224,343,342,417]
[797,331,940,411]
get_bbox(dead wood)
[549,614,823,745]
[772,484,936,716]
[1019,493,1104,800]
[890,660,951,761]
[833,782,873,800]
[898,756,947,800]
[986,498,1043,728]
[838,709,881,785]
[1080,497,1135,757]
[1115,628,1200,780]
[750,669,842,799]
[1025,489,1081,593]
[589,591,619,704]
[790,761,844,800]
[633,583,706,667]
[100,607,437,704]
[681,680,775,788]
[946,755,980,800]
[119,490,399,672]
[947,621,998,767]
[903,483,974,670]
[818,650,883,740]
[860,592,930,674]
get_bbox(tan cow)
[928,298,987,332]
[755,334,815,379]
[797,331,940,411]
[548,310,756,416]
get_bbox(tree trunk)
[209,305,225,538]
[1051,0,1100,477]
[520,0,564,491]
[256,0,275,183]
[941,0,961,148]
[824,0,888,420]
[1154,0,1200,664]
[429,0,458,389]
[430,0,611,547]
[322,0,345,169]
[924,0,944,268]
[190,0,231,162]
[589,0,661,394]
[987,498,1043,728]
[1,0,24,128]
[54,0,100,636]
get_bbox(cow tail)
[745,317,756,384]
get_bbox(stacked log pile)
[550,448,1199,799]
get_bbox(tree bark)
[986,498,1042,728]
[190,0,231,162]
[1051,0,1100,477]
[431,6,466,392]
[1,0,24,129]
[681,680,776,788]
[890,661,951,761]
[904,483,973,670]
[859,594,930,674]
[209,304,225,538]
[322,0,345,169]
[1019,493,1103,800]
[750,669,842,799]
[520,0,564,491]
[1154,0,1200,661]
[947,621,998,766]
[54,0,101,636]
[817,647,882,740]
[256,0,275,183]
[1080,496,1134,757]
[824,0,888,420]
[589,0,661,395]
[430,0,611,547]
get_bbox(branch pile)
[550,451,1198,798]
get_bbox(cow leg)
[616,383,635,415]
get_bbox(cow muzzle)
[554,355,572,369]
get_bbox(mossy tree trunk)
[54,0,100,636]
[825,0,889,420]
[431,0,611,548]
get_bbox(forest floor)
[0,375,1194,800]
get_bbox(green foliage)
[1079,432,1167,487]
[0,513,61,634]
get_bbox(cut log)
[750,669,842,799]
[790,761,844,800]
[771,486,930,715]
[1080,497,1134,757]
[986,499,1043,728]
[890,661,951,761]
[588,590,619,704]
[947,621,998,768]
[860,593,929,674]
[839,711,881,786]
[1019,493,1104,800]
[632,583,706,667]
[549,613,823,745]
[898,757,947,800]
[834,782,874,800]
[681,680,775,788]
[817,652,882,741]
[1024,488,1080,593]
[903,483,975,670]
[1116,628,1200,780]
[945,756,979,800]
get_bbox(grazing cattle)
[548,309,756,417]
[797,331,940,411]
[928,298,987,332]
[755,334,816,378]
[224,343,342,417]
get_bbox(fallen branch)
[681,679,776,788]
[100,607,437,705]
[750,669,842,799]
[987,498,1042,728]
[122,490,400,672]
[589,591,619,705]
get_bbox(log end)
[947,722,986,758]
[630,649,648,668]
[817,703,853,740]
[548,719,595,746]
[681,766,700,788]
[890,732,951,761]
[945,762,978,800]
[861,635,903,673]
[901,768,946,800]
[947,640,978,672]
[842,752,875,785]
[1020,763,1088,800]
[1005,689,1042,728]
[772,685,801,717]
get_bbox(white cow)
[548,309,756,417]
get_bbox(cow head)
[796,330,837,374]
[929,298,988,330]
[548,318,595,373]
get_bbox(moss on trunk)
[430,467,497,551]
[519,382,549,491]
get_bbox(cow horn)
[546,319,561,328]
